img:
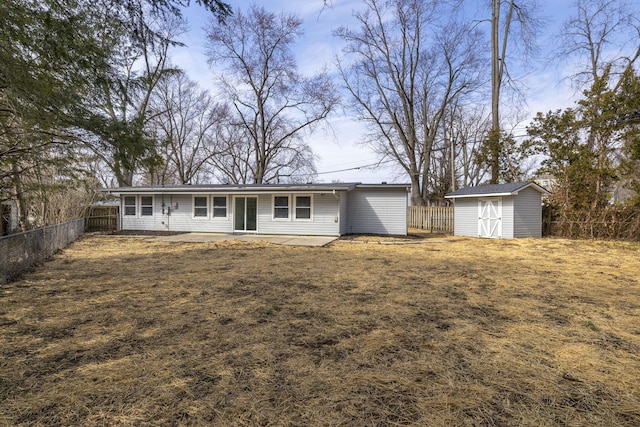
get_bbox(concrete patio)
[144,232,338,247]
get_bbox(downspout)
[161,174,169,231]
[167,195,172,231]
[333,189,341,234]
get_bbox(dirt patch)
[340,228,451,243]
[1,235,639,425]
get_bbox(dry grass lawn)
[1,233,639,426]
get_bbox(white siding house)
[445,182,550,239]
[107,183,409,236]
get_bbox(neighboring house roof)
[90,200,120,206]
[445,182,550,199]
[104,182,410,195]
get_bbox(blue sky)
[172,0,580,183]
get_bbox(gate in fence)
[408,206,454,233]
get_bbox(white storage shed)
[445,182,550,239]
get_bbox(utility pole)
[444,121,455,192]
[450,135,455,192]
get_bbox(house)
[445,182,550,239]
[533,174,556,192]
[105,183,409,236]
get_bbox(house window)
[213,196,227,218]
[124,196,136,216]
[193,196,208,218]
[294,195,312,220]
[273,196,290,220]
[140,196,153,216]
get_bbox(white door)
[478,198,502,238]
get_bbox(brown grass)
[1,234,639,426]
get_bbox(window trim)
[272,194,291,221]
[140,195,154,217]
[192,195,209,219]
[124,196,137,217]
[293,194,313,221]
[212,195,228,220]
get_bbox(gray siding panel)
[514,187,542,238]
[502,197,514,239]
[121,194,233,233]
[166,194,233,232]
[121,192,341,235]
[256,193,341,236]
[346,188,407,235]
[453,198,477,237]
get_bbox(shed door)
[478,198,502,238]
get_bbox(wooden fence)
[85,205,119,232]
[408,206,454,233]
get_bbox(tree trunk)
[115,159,134,187]
[410,175,425,206]
[490,0,501,184]
[11,162,29,231]
[490,0,514,184]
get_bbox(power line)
[314,159,395,175]
[299,132,535,178]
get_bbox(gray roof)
[103,182,410,195]
[445,182,550,198]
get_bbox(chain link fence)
[0,218,85,285]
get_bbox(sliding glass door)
[234,196,257,232]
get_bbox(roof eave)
[356,183,411,190]
[101,184,360,196]
[445,191,516,199]
[445,181,551,198]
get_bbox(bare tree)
[208,126,255,184]
[488,0,541,183]
[335,0,486,205]
[149,73,226,184]
[446,103,492,188]
[208,121,318,184]
[555,0,640,88]
[205,5,338,184]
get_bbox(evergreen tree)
[528,65,640,237]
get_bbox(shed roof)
[103,182,410,196]
[445,182,550,199]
